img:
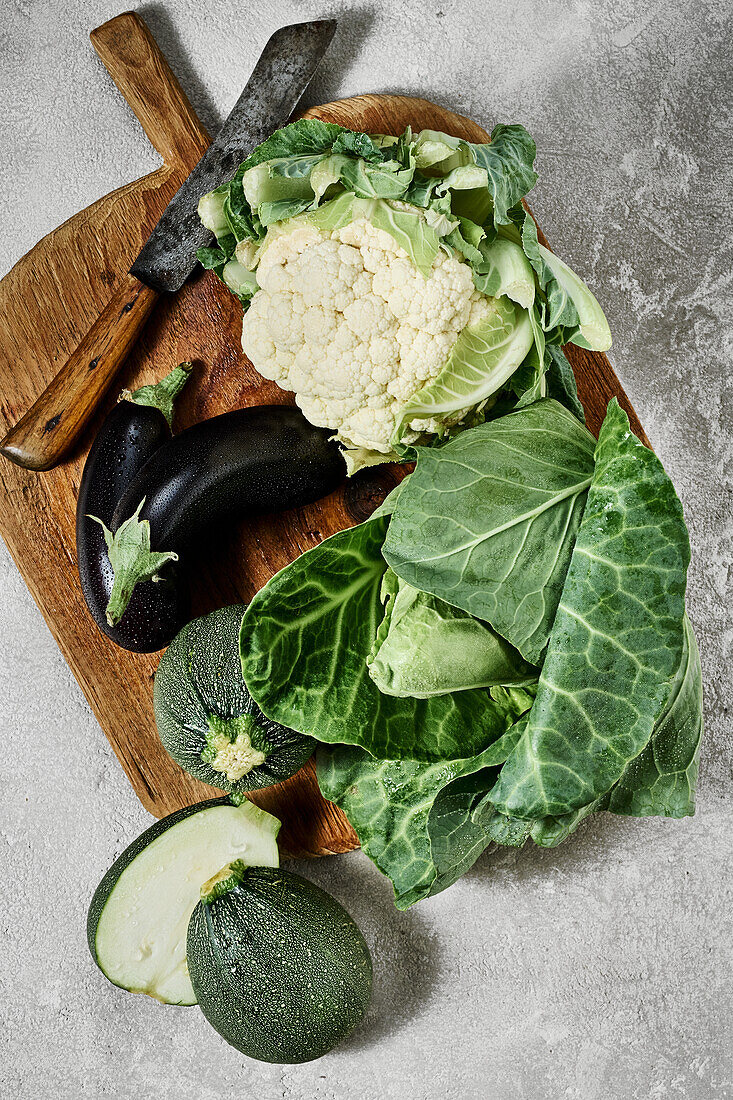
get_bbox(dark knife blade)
[130,19,336,294]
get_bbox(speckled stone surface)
[1,1,731,1096]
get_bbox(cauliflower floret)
[241,217,493,456]
[257,224,323,279]
[373,249,474,335]
[395,325,456,387]
[468,288,494,327]
[343,294,393,342]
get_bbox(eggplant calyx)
[120,361,194,429]
[201,714,270,782]
[89,499,178,625]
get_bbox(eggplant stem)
[89,501,178,625]
[121,362,194,428]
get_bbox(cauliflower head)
[241,218,494,462]
[198,121,611,472]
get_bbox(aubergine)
[100,405,345,630]
[154,605,315,797]
[76,363,192,652]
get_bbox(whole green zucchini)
[187,864,373,1062]
[154,604,315,798]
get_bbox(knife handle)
[0,275,158,471]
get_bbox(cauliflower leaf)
[391,298,534,445]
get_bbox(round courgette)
[87,798,280,1005]
[154,605,315,797]
[187,864,373,1062]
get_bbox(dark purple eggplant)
[76,364,193,653]
[103,404,345,631]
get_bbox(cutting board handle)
[0,13,210,471]
[91,11,210,169]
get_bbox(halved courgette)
[87,798,280,1005]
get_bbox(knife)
[1,18,336,471]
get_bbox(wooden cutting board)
[0,13,648,857]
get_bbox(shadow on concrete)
[465,809,641,887]
[139,5,381,134]
[302,5,377,111]
[289,852,442,1051]
[139,4,222,136]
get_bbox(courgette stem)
[202,714,270,781]
[200,860,249,905]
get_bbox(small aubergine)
[76,363,193,652]
[100,405,345,638]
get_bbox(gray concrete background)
[1,1,731,1096]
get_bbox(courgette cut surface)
[87,799,280,1005]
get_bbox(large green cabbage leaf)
[239,514,516,762]
[489,400,691,818]
[316,705,529,909]
[316,746,491,909]
[475,614,702,845]
[317,701,533,908]
[384,400,596,663]
[606,613,703,818]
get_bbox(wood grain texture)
[0,41,648,855]
[90,12,212,171]
[0,274,158,470]
[0,12,214,473]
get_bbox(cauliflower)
[241,217,493,461]
[199,121,612,472]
